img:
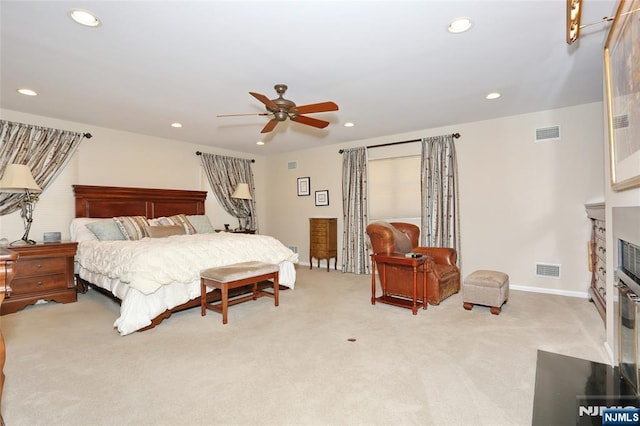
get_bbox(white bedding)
[75,232,298,335]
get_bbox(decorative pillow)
[148,217,172,226]
[113,216,150,240]
[147,225,186,238]
[86,220,126,241]
[186,215,214,234]
[167,214,197,235]
[70,218,102,242]
[371,221,414,254]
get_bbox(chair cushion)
[370,221,413,253]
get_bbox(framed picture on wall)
[297,177,310,196]
[315,190,329,206]
[604,0,640,191]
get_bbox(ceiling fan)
[217,84,339,133]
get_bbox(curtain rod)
[338,132,460,154]
[195,151,255,163]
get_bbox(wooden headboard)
[73,185,207,218]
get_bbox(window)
[368,155,421,220]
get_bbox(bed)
[71,185,298,335]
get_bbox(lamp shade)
[0,164,41,193]
[231,183,252,200]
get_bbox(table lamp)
[0,164,42,245]
[231,183,252,231]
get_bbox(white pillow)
[70,218,106,242]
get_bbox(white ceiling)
[0,1,618,155]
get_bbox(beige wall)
[0,109,265,241]
[1,102,610,299]
[267,102,606,296]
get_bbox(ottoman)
[462,270,509,315]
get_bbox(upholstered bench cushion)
[201,261,279,283]
[464,270,508,288]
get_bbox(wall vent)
[287,161,298,170]
[613,114,629,130]
[535,262,561,279]
[534,125,561,142]
[288,245,298,254]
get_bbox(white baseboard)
[510,284,589,299]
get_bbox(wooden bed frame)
[72,184,269,332]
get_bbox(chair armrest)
[413,247,457,265]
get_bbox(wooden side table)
[0,242,78,315]
[370,253,429,315]
[0,247,18,424]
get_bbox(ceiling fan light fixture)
[69,9,101,27]
[448,17,472,34]
[171,122,182,128]
[344,122,355,128]
[485,92,501,100]
[256,141,265,146]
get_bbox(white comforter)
[77,233,298,294]
[76,233,298,335]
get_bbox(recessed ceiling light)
[485,92,501,100]
[344,122,355,128]
[17,88,37,96]
[69,9,101,27]
[448,17,472,34]
[171,122,183,128]
[256,141,265,146]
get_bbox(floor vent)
[534,125,561,142]
[536,263,561,279]
[287,161,298,170]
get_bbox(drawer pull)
[36,281,44,287]
[36,264,43,269]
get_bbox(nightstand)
[0,242,78,315]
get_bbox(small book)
[404,253,422,258]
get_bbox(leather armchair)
[366,222,460,305]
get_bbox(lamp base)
[10,238,36,246]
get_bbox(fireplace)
[615,207,640,395]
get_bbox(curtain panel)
[0,120,87,216]
[420,134,461,262]
[199,153,258,232]
[341,147,370,274]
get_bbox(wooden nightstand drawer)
[9,274,68,295]
[15,257,66,277]
[1,241,78,315]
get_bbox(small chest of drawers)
[0,242,78,315]
[309,218,337,271]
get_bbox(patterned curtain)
[0,120,87,216]
[199,153,258,232]
[341,147,369,274]
[420,134,461,262]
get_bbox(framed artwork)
[297,177,310,196]
[315,190,329,206]
[604,0,640,191]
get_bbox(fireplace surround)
[614,207,640,395]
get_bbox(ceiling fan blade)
[249,92,279,110]
[217,113,270,117]
[261,118,279,133]
[291,115,330,129]
[294,101,339,115]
